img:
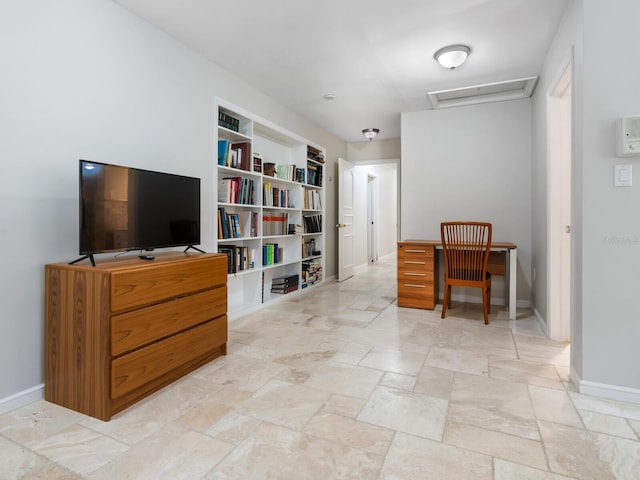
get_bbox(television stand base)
[184,245,205,254]
[69,254,96,267]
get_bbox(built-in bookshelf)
[215,99,325,317]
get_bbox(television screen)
[79,160,201,255]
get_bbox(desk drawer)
[398,284,435,309]
[398,245,434,260]
[398,261,434,277]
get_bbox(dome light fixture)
[362,128,380,141]
[434,44,471,70]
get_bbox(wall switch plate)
[614,164,632,187]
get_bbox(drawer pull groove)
[405,249,426,253]
[404,273,426,277]
[404,284,426,288]
[404,261,426,265]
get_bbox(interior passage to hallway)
[1,257,639,479]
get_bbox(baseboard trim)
[533,306,547,332]
[571,368,640,404]
[0,384,43,415]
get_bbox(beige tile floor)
[2,256,640,479]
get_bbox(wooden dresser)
[397,241,438,309]
[44,252,227,421]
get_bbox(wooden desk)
[397,240,517,319]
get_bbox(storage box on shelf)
[215,99,325,316]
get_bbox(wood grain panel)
[44,266,111,420]
[111,316,228,398]
[110,255,226,312]
[487,251,506,276]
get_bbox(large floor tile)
[30,424,128,476]
[448,372,540,440]
[204,422,384,480]
[443,420,547,470]
[0,435,83,480]
[87,422,233,480]
[357,386,448,441]
[303,412,394,455]
[425,346,490,376]
[539,419,640,480]
[304,362,383,398]
[358,346,426,375]
[494,459,577,480]
[528,385,583,427]
[237,380,331,430]
[379,432,493,480]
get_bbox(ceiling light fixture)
[362,128,380,141]
[323,93,336,100]
[434,44,471,70]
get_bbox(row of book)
[218,177,255,205]
[263,243,283,266]
[263,183,292,208]
[218,207,258,239]
[307,145,325,164]
[262,212,289,236]
[218,245,254,274]
[302,238,320,259]
[218,111,240,132]
[307,163,322,187]
[304,189,322,210]
[271,274,299,294]
[303,214,322,233]
[218,140,250,170]
[302,259,322,288]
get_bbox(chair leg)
[441,285,450,319]
[482,287,489,325]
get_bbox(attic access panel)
[427,77,538,109]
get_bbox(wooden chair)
[440,221,492,324]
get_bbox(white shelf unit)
[215,99,325,317]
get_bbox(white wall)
[578,0,640,393]
[401,99,532,305]
[0,0,346,407]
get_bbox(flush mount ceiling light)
[362,128,380,141]
[434,44,471,70]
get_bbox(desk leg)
[509,248,517,319]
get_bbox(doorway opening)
[367,174,378,263]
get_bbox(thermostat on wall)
[617,116,640,157]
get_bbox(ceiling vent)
[427,76,538,109]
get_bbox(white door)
[548,59,572,342]
[338,157,355,281]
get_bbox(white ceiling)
[113,0,569,143]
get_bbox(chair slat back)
[441,222,492,282]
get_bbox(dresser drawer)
[110,255,227,312]
[111,286,227,357]
[111,316,228,398]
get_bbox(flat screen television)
[77,160,201,264]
